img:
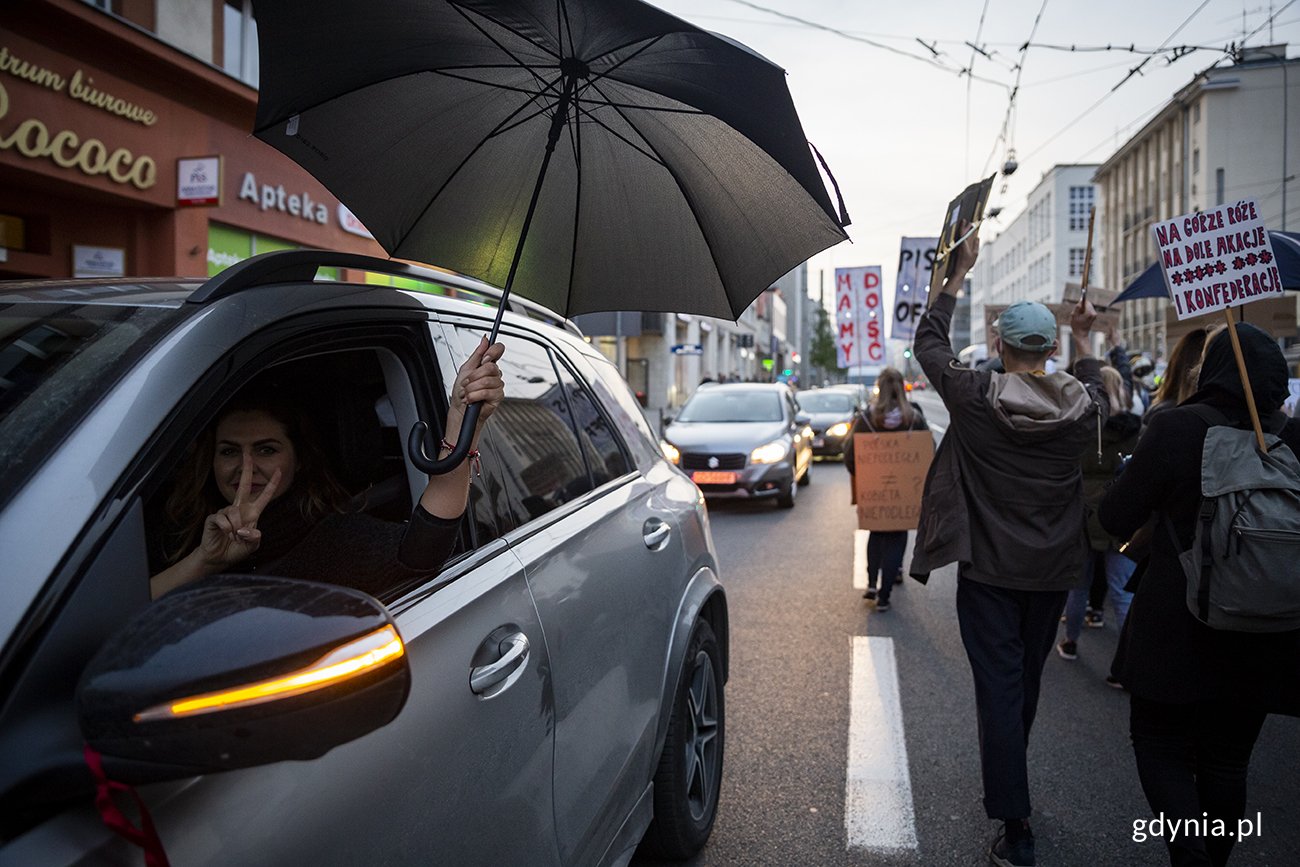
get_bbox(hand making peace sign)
[197,453,282,571]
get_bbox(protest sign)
[835,266,885,370]
[1151,199,1283,321]
[892,237,938,341]
[853,431,933,531]
[935,175,995,281]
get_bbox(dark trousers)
[866,531,907,602]
[1129,696,1266,867]
[956,575,1067,820]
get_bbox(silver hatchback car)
[0,251,727,866]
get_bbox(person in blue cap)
[910,224,1108,867]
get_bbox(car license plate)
[692,470,737,485]
[812,437,825,448]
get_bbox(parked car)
[661,383,812,508]
[795,387,861,459]
[0,250,728,867]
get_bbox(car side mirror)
[795,413,812,427]
[77,575,410,785]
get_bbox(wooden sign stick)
[1223,306,1268,451]
[1079,205,1096,300]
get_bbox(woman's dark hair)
[1153,326,1209,407]
[869,367,914,429]
[160,383,350,564]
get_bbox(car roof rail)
[188,248,583,336]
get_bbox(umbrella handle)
[407,403,482,475]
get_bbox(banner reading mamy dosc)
[834,266,884,369]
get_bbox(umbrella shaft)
[489,71,580,343]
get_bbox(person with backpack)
[843,367,930,611]
[1099,321,1300,867]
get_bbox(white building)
[1095,45,1299,357]
[970,165,1102,348]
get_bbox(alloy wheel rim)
[684,648,720,821]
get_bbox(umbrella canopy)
[1112,230,1300,303]
[252,0,850,322]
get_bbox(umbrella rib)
[449,0,557,91]
[390,71,565,257]
[432,68,565,110]
[584,78,732,307]
[571,95,665,167]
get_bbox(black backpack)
[1164,405,1300,632]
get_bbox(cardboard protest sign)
[853,431,933,531]
[834,266,885,369]
[935,175,995,282]
[892,237,938,341]
[1151,199,1283,320]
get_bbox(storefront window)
[223,0,259,87]
[206,223,338,280]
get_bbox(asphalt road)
[634,389,1300,866]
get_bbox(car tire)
[776,476,797,508]
[641,619,725,860]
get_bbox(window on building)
[1069,186,1094,231]
[223,0,260,87]
[1193,100,1201,123]
[1193,148,1200,175]
[1069,248,1087,277]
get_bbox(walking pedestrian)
[1099,321,1300,867]
[843,367,929,611]
[910,223,1108,867]
[1057,365,1141,667]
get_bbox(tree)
[809,305,838,381]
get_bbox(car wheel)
[776,476,797,508]
[641,619,725,860]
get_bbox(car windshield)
[797,392,854,413]
[677,390,783,423]
[0,301,182,504]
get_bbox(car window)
[576,354,662,473]
[0,302,184,509]
[678,390,783,422]
[551,355,630,486]
[143,341,453,602]
[454,329,591,525]
[797,391,855,413]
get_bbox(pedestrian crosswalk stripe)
[846,636,918,851]
[853,529,868,590]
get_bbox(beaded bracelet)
[441,438,482,477]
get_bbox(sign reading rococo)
[0,45,158,190]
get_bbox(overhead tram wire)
[980,0,1051,180]
[1019,0,1217,166]
[966,0,994,178]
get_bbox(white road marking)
[852,529,868,590]
[845,636,919,851]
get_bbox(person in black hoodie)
[1099,321,1300,867]
[1056,365,1143,663]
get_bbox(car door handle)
[643,518,671,550]
[470,633,529,695]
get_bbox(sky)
[649,0,1300,306]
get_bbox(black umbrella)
[252,0,849,472]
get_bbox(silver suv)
[0,251,727,866]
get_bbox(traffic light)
[903,347,912,359]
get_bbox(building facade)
[1,0,393,281]
[1095,45,1299,358]
[969,164,1102,350]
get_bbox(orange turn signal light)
[134,624,404,722]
